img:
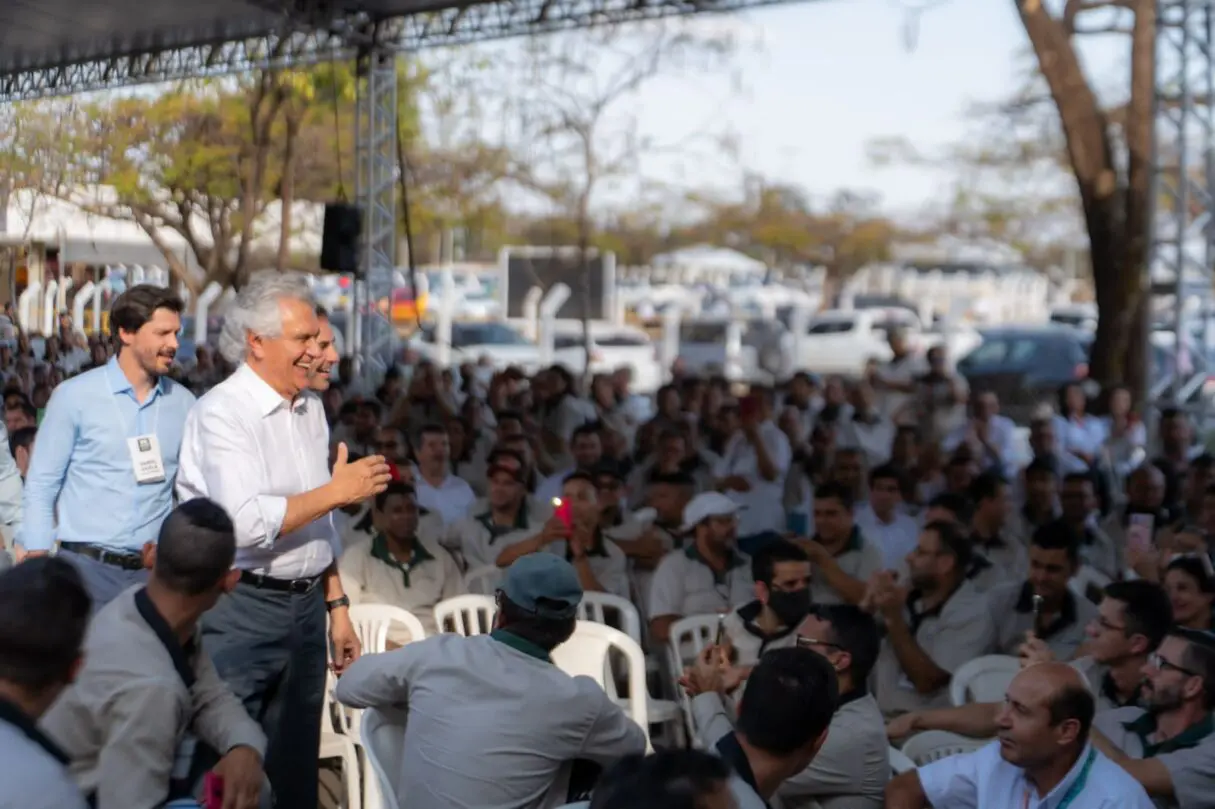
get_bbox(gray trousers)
[59,549,149,613]
[198,581,328,809]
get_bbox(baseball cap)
[500,554,583,619]
[681,491,742,532]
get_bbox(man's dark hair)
[10,401,35,421]
[315,304,330,319]
[1046,681,1096,739]
[1170,627,1215,709]
[572,422,603,444]
[924,518,972,572]
[1062,472,1094,488]
[736,647,838,755]
[486,447,526,471]
[1025,457,1058,479]
[969,472,1007,505]
[0,556,90,690]
[156,499,237,596]
[814,603,881,683]
[357,400,383,419]
[751,540,809,586]
[497,593,576,652]
[1192,453,1215,474]
[868,463,903,488]
[647,469,695,488]
[1103,580,1173,651]
[926,492,971,525]
[8,426,35,456]
[1030,521,1080,567]
[589,750,731,809]
[563,471,596,490]
[375,481,417,512]
[417,422,448,443]
[814,480,854,512]
[495,410,525,428]
[1161,406,1185,422]
[109,284,184,342]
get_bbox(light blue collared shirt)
[918,740,1154,809]
[18,357,196,553]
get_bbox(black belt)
[238,570,322,594]
[59,542,145,571]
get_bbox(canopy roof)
[0,0,786,102]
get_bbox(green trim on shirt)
[477,501,530,544]
[369,534,435,588]
[684,542,746,585]
[490,629,553,663]
[1123,711,1215,756]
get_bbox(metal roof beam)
[0,0,795,102]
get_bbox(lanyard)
[1022,748,1095,809]
[106,369,162,438]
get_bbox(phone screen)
[203,773,224,809]
[553,498,573,530]
[1128,513,1155,553]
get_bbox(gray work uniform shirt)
[648,544,754,622]
[808,528,884,607]
[40,586,266,809]
[1094,707,1215,809]
[335,630,647,809]
[987,581,1097,661]
[0,700,88,809]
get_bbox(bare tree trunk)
[1015,0,1154,401]
[277,116,301,272]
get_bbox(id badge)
[128,434,166,484]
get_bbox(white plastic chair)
[666,614,722,746]
[348,604,427,654]
[464,564,504,595]
[434,594,497,636]
[949,655,1021,706]
[900,730,987,765]
[889,746,916,775]
[1069,565,1112,603]
[361,708,403,809]
[551,620,652,751]
[576,592,684,746]
[319,731,363,809]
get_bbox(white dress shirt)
[176,363,337,579]
[917,740,1153,809]
[714,422,792,537]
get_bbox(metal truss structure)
[1150,0,1215,414]
[0,0,799,104]
[353,49,400,380]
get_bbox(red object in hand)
[387,461,402,481]
[553,497,573,530]
[203,773,224,809]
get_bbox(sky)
[448,0,1127,219]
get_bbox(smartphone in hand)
[1128,513,1155,554]
[203,772,224,809]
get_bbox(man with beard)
[18,286,196,608]
[718,540,812,675]
[1091,627,1215,807]
[869,520,995,719]
[887,663,1153,809]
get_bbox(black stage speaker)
[320,203,363,274]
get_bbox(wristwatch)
[325,595,351,612]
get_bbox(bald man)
[886,663,1153,809]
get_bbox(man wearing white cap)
[647,492,756,644]
[336,554,646,809]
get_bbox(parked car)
[794,308,981,378]
[410,321,543,373]
[677,317,789,384]
[955,326,1093,424]
[550,322,664,394]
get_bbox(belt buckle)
[289,578,314,595]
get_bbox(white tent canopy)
[651,244,767,277]
[3,187,324,275]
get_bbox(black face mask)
[766,588,812,629]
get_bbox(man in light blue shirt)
[885,663,1154,809]
[18,285,195,607]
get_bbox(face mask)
[766,587,812,629]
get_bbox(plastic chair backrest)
[949,655,1021,706]
[889,746,916,775]
[361,707,403,808]
[434,594,497,636]
[348,604,427,655]
[464,564,504,595]
[551,620,650,744]
[576,591,642,644]
[667,614,721,670]
[900,730,986,765]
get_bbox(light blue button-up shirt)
[18,357,196,553]
[918,740,1154,809]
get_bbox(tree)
[0,100,87,239]
[488,21,736,346]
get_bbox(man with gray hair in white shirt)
[176,271,392,809]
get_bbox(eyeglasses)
[796,636,844,652]
[1093,616,1127,633]
[1148,651,1200,677]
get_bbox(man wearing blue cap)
[336,554,647,809]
